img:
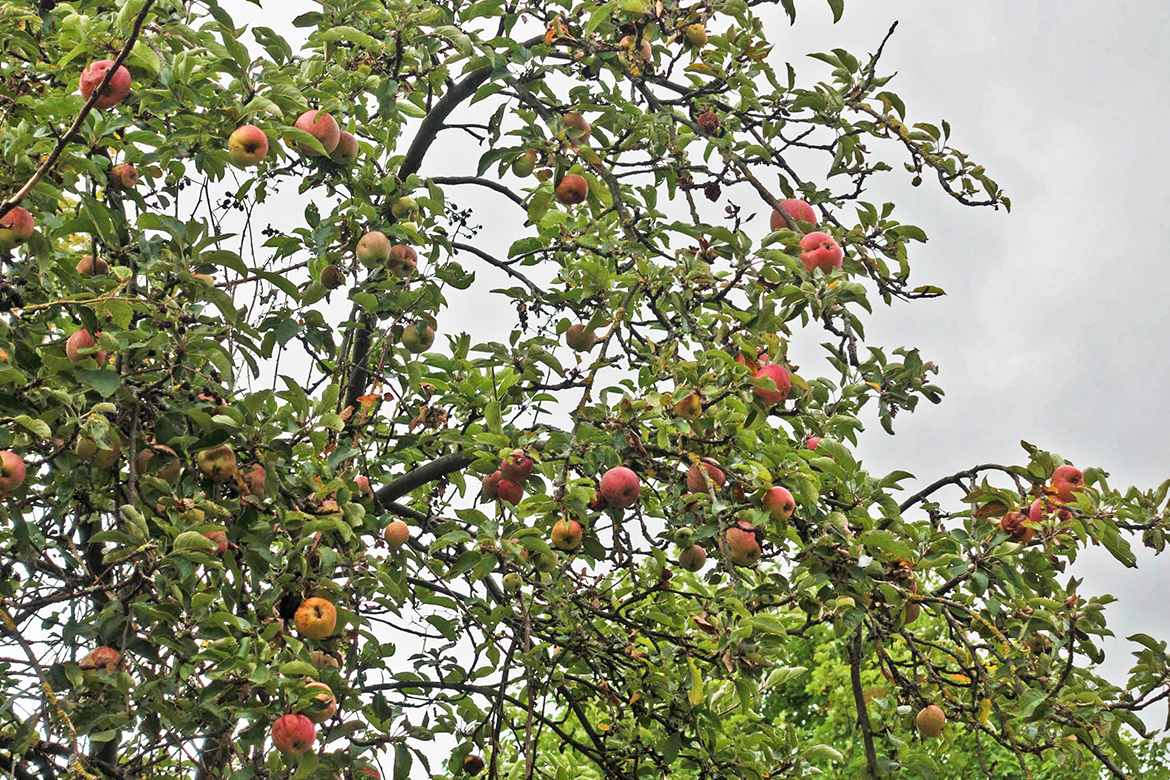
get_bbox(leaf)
[804,744,844,762]
[13,415,50,439]
[74,368,122,398]
[687,657,704,706]
[392,742,412,780]
[827,0,844,23]
[858,530,914,562]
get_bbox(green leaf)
[858,530,914,562]
[13,415,51,439]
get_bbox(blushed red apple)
[294,109,341,155]
[753,364,791,404]
[555,174,588,205]
[769,198,816,231]
[271,713,316,755]
[686,458,725,493]
[550,518,582,551]
[762,486,795,521]
[0,206,34,252]
[725,521,761,566]
[356,231,391,266]
[0,451,26,496]
[798,231,844,274]
[228,124,269,168]
[1050,465,1084,503]
[79,60,131,109]
[599,466,640,509]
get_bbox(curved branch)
[373,450,474,505]
[897,464,1018,514]
[452,242,539,294]
[431,176,526,208]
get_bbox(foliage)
[0,1,1167,780]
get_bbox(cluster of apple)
[769,198,845,275]
[269,597,343,754]
[226,106,361,173]
[994,464,1085,544]
[482,449,536,506]
[734,348,794,406]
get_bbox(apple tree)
[1,1,1169,779]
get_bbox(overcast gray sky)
[226,0,1170,719]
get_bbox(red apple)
[769,199,817,231]
[294,109,341,155]
[356,475,372,494]
[330,131,359,165]
[294,597,337,639]
[109,164,138,189]
[0,451,26,496]
[482,471,502,500]
[619,34,653,68]
[202,530,229,556]
[999,510,1034,544]
[228,124,269,168]
[565,324,596,352]
[497,479,523,505]
[0,206,34,252]
[79,60,131,109]
[271,713,316,755]
[555,174,588,205]
[550,518,582,551]
[762,486,796,521]
[501,450,533,482]
[753,364,791,405]
[798,231,844,275]
[805,437,822,450]
[356,231,391,266]
[241,464,266,499]
[725,521,761,566]
[686,458,725,493]
[384,520,409,549]
[1050,465,1084,503]
[599,466,640,509]
[678,544,707,572]
[66,329,106,365]
[387,244,417,277]
[302,681,337,723]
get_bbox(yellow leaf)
[687,657,704,706]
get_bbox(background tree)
[0,1,1168,780]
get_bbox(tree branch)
[849,628,879,779]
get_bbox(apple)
[1031,496,1071,523]
[0,206,34,252]
[320,264,344,289]
[202,529,228,556]
[512,150,537,177]
[79,60,131,109]
[696,111,720,136]
[564,324,596,352]
[136,443,181,483]
[762,486,796,521]
[502,572,523,593]
[686,458,725,493]
[672,393,703,419]
[309,650,341,670]
[550,518,582,551]
[109,163,138,189]
[66,328,106,365]
[356,475,372,494]
[294,109,341,155]
[915,704,945,738]
[294,597,337,639]
[271,713,316,755]
[501,449,533,482]
[302,681,337,723]
[683,23,707,48]
[0,451,26,496]
[387,244,417,277]
[904,601,921,625]
[562,111,591,145]
[241,464,266,498]
[401,323,435,353]
[753,364,791,404]
[678,544,707,572]
[356,231,391,266]
[228,124,269,168]
[798,231,844,275]
[999,510,1034,544]
[391,196,419,221]
[196,444,236,483]
[805,437,822,450]
[769,199,817,231]
[78,646,121,672]
[1051,465,1084,503]
[497,479,523,505]
[77,436,121,468]
[599,466,640,509]
[724,521,761,566]
[76,255,108,275]
[463,755,485,776]
[384,520,410,549]
[619,34,653,68]
[555,174,588,205]
[358,768,381,780]
[482,471,502,500]
[330,131,359,165]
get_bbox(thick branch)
[849,628,879,780]
[897,463,1017,513]
[373,450,474,505]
